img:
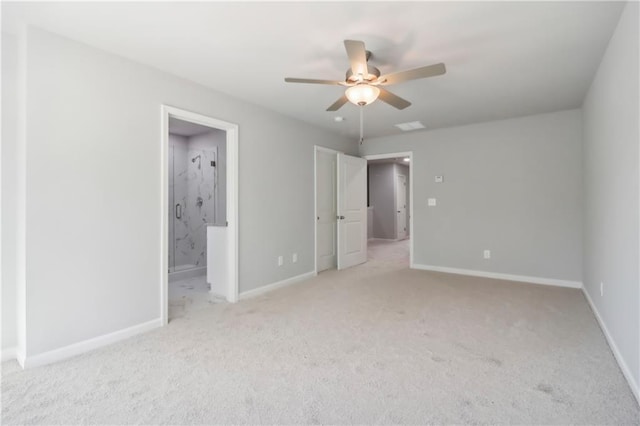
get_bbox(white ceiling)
[3,1,625,139]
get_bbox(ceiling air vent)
[394,121,425,131]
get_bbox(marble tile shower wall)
[169,134,218,269]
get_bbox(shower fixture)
[191,154,201,169]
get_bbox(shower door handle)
[175,204,182,219]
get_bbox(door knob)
[337,215,345,220]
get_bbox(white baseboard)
[583,287,639,405]
[22,318,162,369]
[1,347,17,362]
[239,271,316,300]
[17,348,26,368]
[411,264,582,289]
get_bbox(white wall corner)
[22,318,162,369]
[582,287,640,405]
[239,270,316,300]
[16,347,26,368]
[411,264,583,289]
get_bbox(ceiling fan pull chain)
[359,105,364,144]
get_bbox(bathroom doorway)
[161,106,238,324]
[167,119,225,319]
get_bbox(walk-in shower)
[168,118,227,282]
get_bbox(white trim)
[337,152,344,270]
[160,107,169,325]
[393,171,399,238]
[16,348,25,368]
[22,319,162,369]
[239,271,316,300]
[161,105,240,323]
[583,287,640,404]
[226,123,240,303]
[363,152,414,266]
[314,145,341,275]
[411,263,583,289]
[1,347,17,363]
[16,23,28,369]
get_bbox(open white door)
[316,148,337,272]
[337,153,367,269]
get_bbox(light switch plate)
[428,198,437,206]
[435,175,444,183]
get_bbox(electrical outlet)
[428,198,437,207]
[483,250,491,259]
[278,256,283,267]
[600,281,604,297]
[292,253,298,263]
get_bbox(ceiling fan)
[284,40,446,111]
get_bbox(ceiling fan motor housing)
[346,65,381,84]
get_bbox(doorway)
[364,152,413,266]
[161,105,239,325]
[314,146,367,273]
[167,118,226,282]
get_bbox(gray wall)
[368,163,397,239]
[360,109,583,282]
[3,27,356,357]
[582,1,639,395]
[2,33,18,353]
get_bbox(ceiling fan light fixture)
[345,84,380,106]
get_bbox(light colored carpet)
[367,238,410,266]
[2,240,638,424]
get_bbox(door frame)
[314,145,341,274]
[363,152,414,267]
[160,105,239,325]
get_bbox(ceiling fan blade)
[344,40,368,79]
[326,95,349,111]
[284,77,341,85]
[380,63,446,85]
[377,88,411,110]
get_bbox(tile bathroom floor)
[168,275,214,321]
